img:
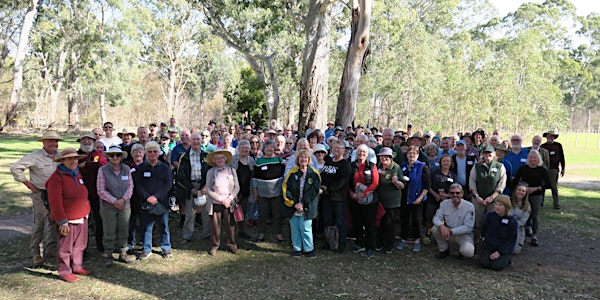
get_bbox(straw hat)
[103,145,128,159]
[117,128,136,139]
[407,133,426,147]
[206,150,233,167]
[38,130,63,142]
[76,131,96,142]
[54,147,87,162]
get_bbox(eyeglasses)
[286,142,293,145]
[449,192,461,195]
[108,154,122,158]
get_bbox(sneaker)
[384,248,393,254]
[138,252,152,260]
[104,256,113,267]
[366,250,374,258]
[292,251,302,258]
[307,251,316,259]
[413,242,421,252]
[530,237,539,247]
[396,240,406,250]
[118,253,135,264]
[436,249,450,259]
[60,273,80,283]
[72,268,91,275]
[375,245,384,252]
[352,246,366,253]
[162,250,173,258]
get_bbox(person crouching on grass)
[46,148,91,283]
[282,149,321,258]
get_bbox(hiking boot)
[104,256,113,267]
[436,249,450,259]
[118,253,135,264]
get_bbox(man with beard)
[76,131,108,252]
[505,134,529,173]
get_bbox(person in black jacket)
[480,195,518,271]
[320,140,352,252]
[175,133,210,243]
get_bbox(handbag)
[142,202,168,215]
[193,194,207,206]
[233,203,244,223]
[355,183,375,205]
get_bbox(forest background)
[1,0,600,136]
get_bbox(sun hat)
[494,144,510,153]
[117,128,136,139]
[407,133,426,147]
[206,149,233,167]
[103,145,128,159]
[76,131,96,142]
[377,147,394,157]
[161,133,170,140]
[313,144,327,154]
[54,147,87,162]
[542,130,559,139]
[38,130,63,142]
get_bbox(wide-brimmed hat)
[168,127,178,133]
[407,133,426,147]
[494,144,510,153]
[543,130,559,139]
[313,144,327,153]
[206,150,233,166]
[267,129,277,135]
[76,131,95,142]
[103,145,128,159]
[374,132,383,137]
[54,147,87,162]
[377,147,394,157]
[334,126,343,132]
[117,128,136,139]
[38,130,63,142]
[161,133,170,140]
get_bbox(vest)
[100,164,131,210]
[474,160,502,198]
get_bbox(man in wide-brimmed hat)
[404,133,429,164]
[77,131,108,252]
[541,130,565,209]
[117,129,136,158]
[10,130,63,267]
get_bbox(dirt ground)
[2,174,599,281]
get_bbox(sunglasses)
[108,153,122,158]
[449,192,461,195]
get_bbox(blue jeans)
[322,198,347,245]
[140,208,171,253]
[289,215,313,252]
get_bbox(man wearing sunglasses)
[431,183,475,259]
[100,122,122,149]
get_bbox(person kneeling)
[479,195,518,271]
[431,183,475,259]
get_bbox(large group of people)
[10,118,566,282]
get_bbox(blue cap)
[456,140,466,146]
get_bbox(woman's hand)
[59,224,69,236]
[489,251,500,260]
[294,202,303,212]
[113,198,125,210]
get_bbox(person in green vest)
[468,145,507,241]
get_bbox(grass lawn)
[0,133,599,299]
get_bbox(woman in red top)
[46,148,91,283]
[348,144,379,258]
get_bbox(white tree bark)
[298,0,332,136]
[335,0,372,127]
[2,0,39,131]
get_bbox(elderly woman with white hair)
[511,150,551,247]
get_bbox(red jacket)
[46,167,90,225]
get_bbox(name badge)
[502,218,509,224]
[402,167,407,171]
[550,151,556,155]
[365,170,371,175]
[261,166,268,171]
[143,172,151,178]
[93,156,99,162]
[130,168,136,173]
[435,162,439,166]
[520,158,527,163]
[447,178,454,183]
[490,167,498,172]
[467,161,473,165]
[121,176,129,180]
[79,178,84,184]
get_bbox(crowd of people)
[10,117,566,282]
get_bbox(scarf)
[58,164,80,186]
